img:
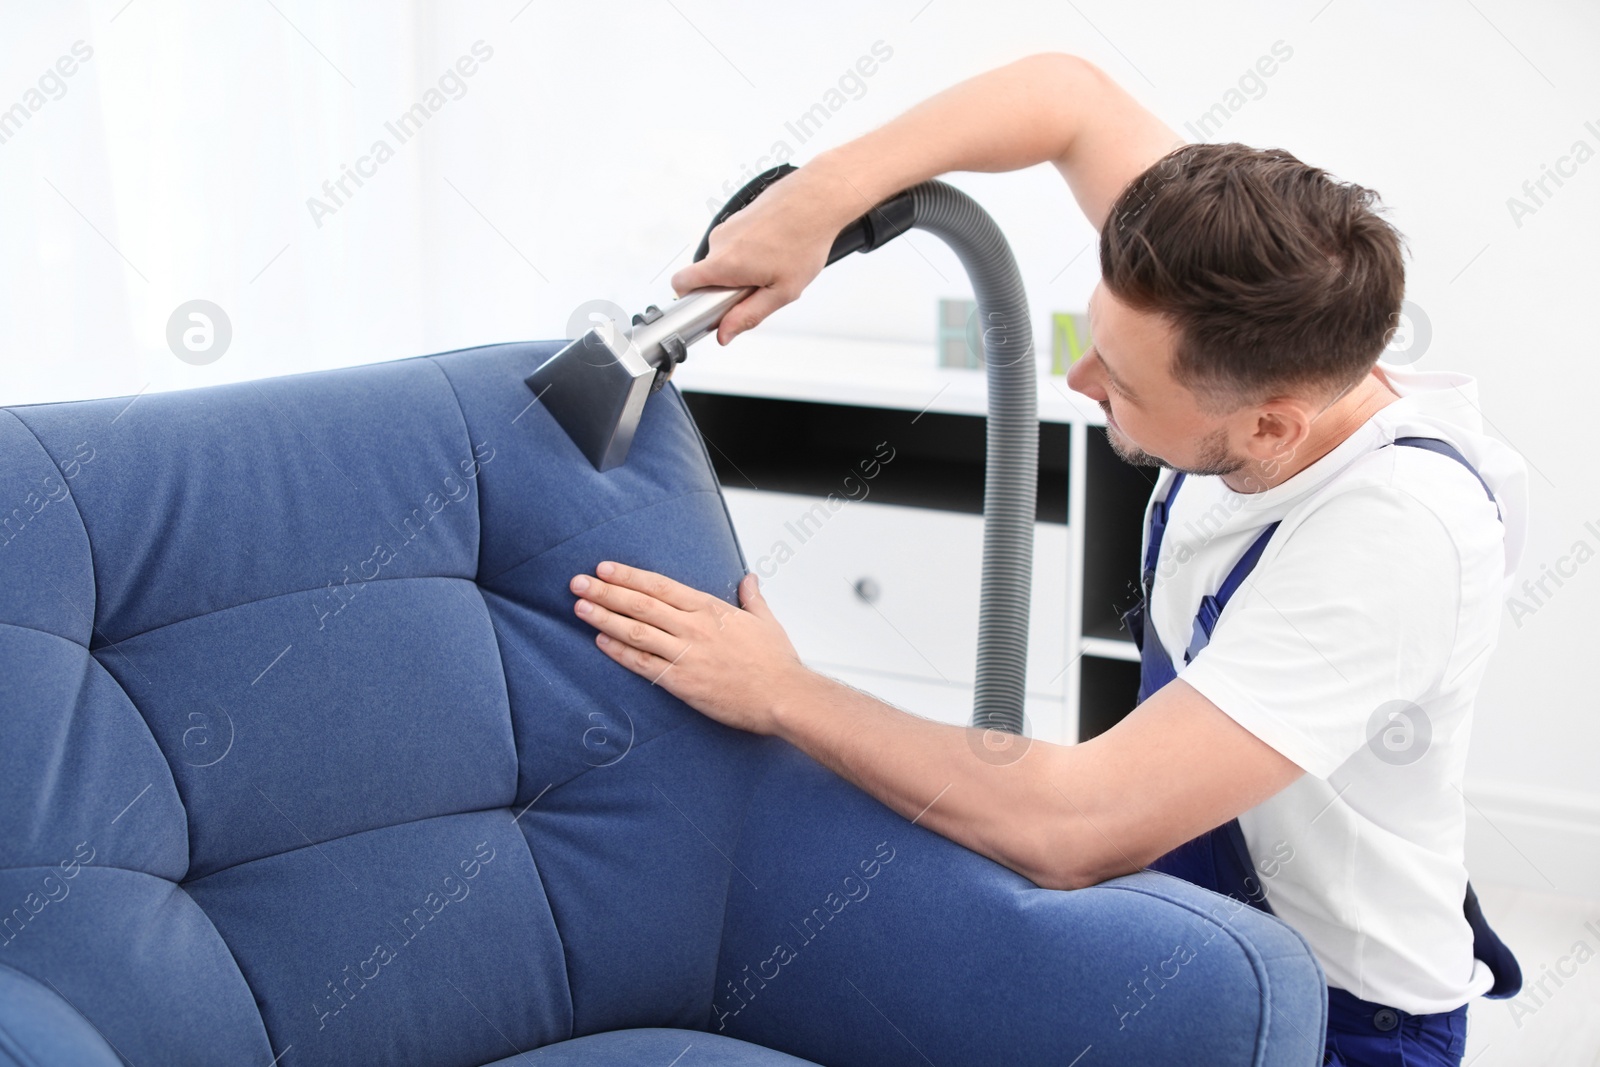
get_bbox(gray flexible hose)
[905,180,1038,735]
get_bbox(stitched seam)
[3,410,98,643]
[6,620,192,883]
[421,360,527,814]
[0,862,171,877]
[469,588,523,835]
[51,442,713,648]
[498,721,723,1039]
[479,489,722,586]
[93,573,477,649]
[39,637,99,871]
[703,744,781,1031]
[0,618,87,650]
[530,717,701,805]
[166,882,278,1058]
[508,810,576,1041]
[181,802,525,886]
[424,357,486,581]
[181,715,697,886]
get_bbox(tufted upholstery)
[0,341,1326,1066]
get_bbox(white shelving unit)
[674,331,1153,745]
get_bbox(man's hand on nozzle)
[670,161,861,346]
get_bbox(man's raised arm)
[672,53,1185,343]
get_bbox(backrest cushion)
[0,342,759,1065]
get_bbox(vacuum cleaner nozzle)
[527,163,915,472]
[524,319,655,473]
[525,285,752,471]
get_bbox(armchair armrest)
[713,746,1326,1067]
[0,964,121,1067]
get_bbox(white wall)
[3,1,1595,886]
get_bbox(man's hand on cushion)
[569,562,808,734]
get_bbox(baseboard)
[1464,781,1600,898]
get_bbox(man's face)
[1065,282,1246,477]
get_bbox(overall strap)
[1185,436,1500,664]
[1127,472,1186,703]
[1391,436,1501,520]
[1140,472,1186,612]
[1185,520,1281,664]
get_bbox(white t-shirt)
[1144,362,1528,1015]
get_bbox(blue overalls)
[1120,437,1521,1066]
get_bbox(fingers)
[669,260,708,298]
[588,561,712,613]
[569,566,693,655]
[592,630,678,686]
[572,588,684,661]
[574,565,701,686]
[715,287,790,345]
[738,571,776,622]
[670,253,788,344]
[670,225,772,296]
[665,262,716,302]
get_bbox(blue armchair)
[0,341,1326,1065]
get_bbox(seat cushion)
[490,1027,820,1065]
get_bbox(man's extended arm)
[766,659,1303,891]
[672,52,1185,342]
[569,562,1303,891]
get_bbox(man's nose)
[1065,351,1105,401]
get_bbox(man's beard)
[1101,403,1247,477]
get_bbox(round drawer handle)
[852,577,881,605]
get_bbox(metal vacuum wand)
[629,285,754,366]
[526,286,753,472]
[525,163,916,472]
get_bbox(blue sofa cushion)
[491,1027,819,1065]
[186,810,571,1064]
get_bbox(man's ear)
[1240,398,1314,473]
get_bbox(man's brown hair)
[1100,142,1407,409]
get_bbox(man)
[565,53,1527,1066]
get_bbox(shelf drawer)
[721,487,1069,697]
